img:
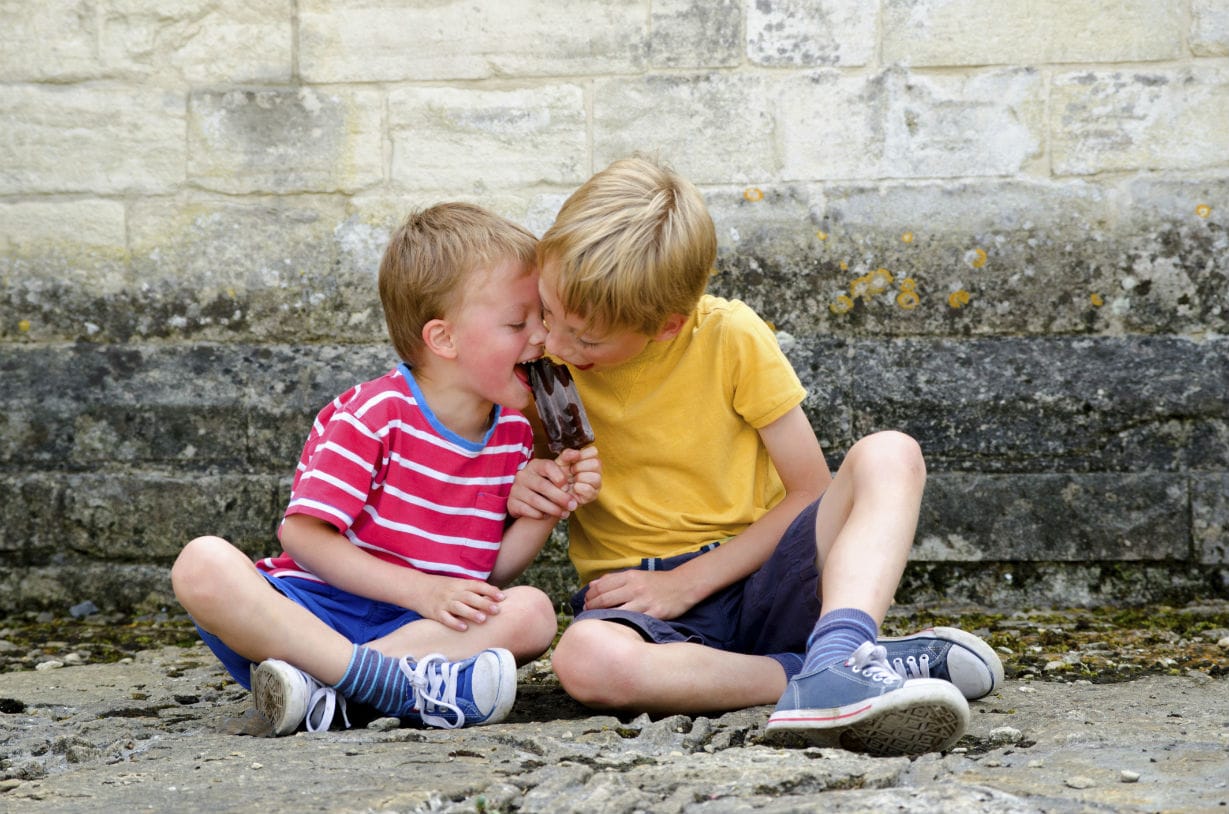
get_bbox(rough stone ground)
[2,604,1228,813]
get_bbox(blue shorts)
[195,572,424,689]
[568,498,822,662]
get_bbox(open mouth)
[515,361,536,390]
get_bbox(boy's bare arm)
[492,447,602,586]
[279,514,506,632]
[582,406,829,619]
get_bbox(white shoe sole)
[252,659,308,737]
[766,678,969,757]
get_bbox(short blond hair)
[379,203,537,364]
[538,157,716,335]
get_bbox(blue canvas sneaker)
[251,659,350,736]
[879,626,1005,700]
[766,642,969,756]
[398,648,516,729]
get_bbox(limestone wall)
[2,1,1228,612]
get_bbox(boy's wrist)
[666,564,710,608]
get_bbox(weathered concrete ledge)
[1,644,1227,812]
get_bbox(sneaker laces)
[890,652,931,681]
[399,653,466,729]
[305,684,350,733]
[846,642,904,685]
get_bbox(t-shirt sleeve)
[725,304,807,430]
[284,409,382,534]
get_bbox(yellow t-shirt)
[568,295,807,585]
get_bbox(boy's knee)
[551,620,638,707]
[171,535,238,606]
[503,586,559,655]
[857,430,926,478]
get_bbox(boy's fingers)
[545,464,571,488]
[553,449,579,466]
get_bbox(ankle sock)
[802,608,878,673]
[769,652,805,682]
[332,645,405,716]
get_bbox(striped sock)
[802,608,878,674]
[332,645,405,716]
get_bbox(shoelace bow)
[846,642,904,684]
[400,654,466,729]
[305,685,350,733]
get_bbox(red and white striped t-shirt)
[257,364,534,583]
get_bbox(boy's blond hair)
[379,202,537,364]
[538,157,717,335]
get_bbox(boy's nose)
[528,318,548,348]
[543,329,568,359]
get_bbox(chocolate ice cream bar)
[526,358,595,455]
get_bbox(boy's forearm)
[280,514,439,612]
[672,491,818,604]
[488,516,558,587]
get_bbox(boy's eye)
[578,338,600,349]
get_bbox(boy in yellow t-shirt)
[510,157,1004,757]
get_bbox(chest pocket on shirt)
[451,491,509,577]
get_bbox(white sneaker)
[251,659,349,736]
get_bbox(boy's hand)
[508,447,601,520]
[562,446,601,507]
[419,577,505,632]
[582,568,692,620]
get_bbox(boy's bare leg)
[366,585,558,666]
[551,619,787,713]
[811,430,926,620]
[175,537,558,678]
[172,535,355,684]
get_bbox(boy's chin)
[505,389,533,411]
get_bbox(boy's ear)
[653,313,688,342]
[422,318,458,359]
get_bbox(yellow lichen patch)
[867,268,893,296]
[839,260,848,271]
[816,230,828,241]
[743,187,764,203]
[901,231,914,244]
[18,319,31,332]
[896,277,920,309]
[947,290,971,309]
[966,248,988,269]
[829,295,855,315]
[849,275,872,300]
[1090,293,1104,307]
[1196,203,1211,219]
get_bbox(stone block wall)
[2,0,1227,613]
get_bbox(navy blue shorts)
[568,498,822,659]
[195,572,424,689]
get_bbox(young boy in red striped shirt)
[173,203,600,735]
